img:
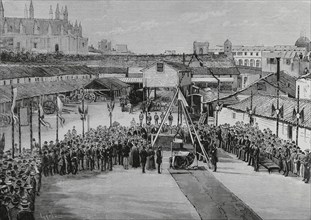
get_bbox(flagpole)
[11,85,15,158]
[38,97,42,151]
[18,107,21,155]
[29,99,33,152]
[296,86,300,145]
[56,94,59,143]
[82,89,85,138]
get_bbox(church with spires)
[0,0,88,54]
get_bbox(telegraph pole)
[296,86,300,145]
[38,97,42,150]
[11,86,15,158]
[56,94,59,143]
[82,89,85,138]
[29,100,33,152]
[276,57,280,137]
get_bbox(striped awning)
[191,78,234,83]
[119,78,143,83]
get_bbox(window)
[157,63,164,72]
[244,59,249,66]
[9,80,12,85]
[3,81,6,85]
[286,59,291,65]
[34,43,37,48]
[256,60,260,67]
[250,59,254,67]
[17,78,20,84]
[232,52,236,55]
[230,75,232,78]
[256,52,259,56]
[237,52,243,56]
[28,78,31,83]
[244,52,247,56]
[238,59,243,65]
[250,52,253,56]
[232,112,236,119]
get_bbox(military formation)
[197,122,311,183]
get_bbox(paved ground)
[35,152,200,220]
[208,149,311,220]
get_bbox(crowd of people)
[0,152,41,220]
[1,111,310,219]
[195,122,311,184]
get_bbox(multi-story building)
[115,44,128,53]
[98,39,112,53]
[0,0,88,54]
[209,37,309,69]
[193,41,209,55]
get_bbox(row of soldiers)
[213,122,311,183]
[0,154,41,220]
[139,111,174,126]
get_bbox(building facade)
[193,41,209,55]
[0,0,88,54]
[98,39,112,53]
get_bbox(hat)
[20,199,30,209]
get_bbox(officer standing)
[168,112,173,127]
[210,144,218,172]
[140,146,148,173]
[156,146,162,174]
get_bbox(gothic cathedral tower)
[29,0,34,19]
[0,0,4,18]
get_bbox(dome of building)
[295,36,311,51]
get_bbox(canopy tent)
[84,78,130,91]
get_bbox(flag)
[11,87,18,124]
[178,90,189,107]
[279,105,284,118]
[39,104,52,129]
[0,133,5,159]
[57,97,65,127]
[300,108,304,123]
[57,96,63,113]
[293,108,297,120]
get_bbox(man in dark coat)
[122,142,131,170]
[132,145,140,168]
[117,141,123,165]
[140,146,148,173]
[210,144,218,172]
[156,146,163,174]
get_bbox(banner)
[39,104,52,128]
[11,87,18,124]
[57,97,65,127]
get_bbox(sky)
[1,0,311,54]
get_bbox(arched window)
[238,59,243,65]
[256,60,261,67]
[199,48,203,55]
[250,59,254,67]
[244,59,249,66]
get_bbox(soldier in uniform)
[210,143,218,172]
[168,112,173,127]
[303,149,311,183]
[139,112,144,127]
[146,113,152,125]
[156,146,162,174]
[42,151,49,177]
[154,113,159,125]
[140,146,148,173]
[253,143,260,172]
